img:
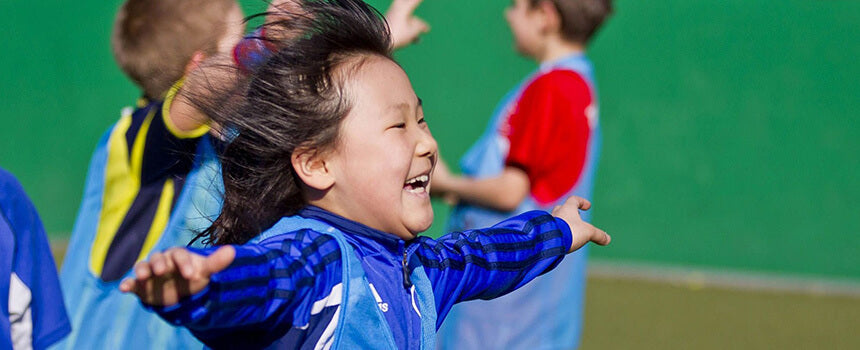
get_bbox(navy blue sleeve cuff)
[146,285,212,326]
[554,216,573,254]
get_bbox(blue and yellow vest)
[55,98,223,349]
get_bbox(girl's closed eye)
[416,98,425,125]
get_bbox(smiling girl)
[119,1,610,348]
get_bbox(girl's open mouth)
[404,174,429,193]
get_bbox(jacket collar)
[298,205,404,254]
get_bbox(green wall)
[1,1,857,280]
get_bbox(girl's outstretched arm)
[120,233,343,348]
[414,196,609,324]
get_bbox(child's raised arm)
[269,0,429,49]
[431,158,531,212]
[386,0,430,49]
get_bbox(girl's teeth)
[406,186,426,194]
[406,174,429,185]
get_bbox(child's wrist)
[147,284,212,325]
[552,216,574,253]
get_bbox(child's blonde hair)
[111,0,238,99]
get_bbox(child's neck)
[536,39,585,65]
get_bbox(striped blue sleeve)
[150,229,342,348]
[414,211,572,324]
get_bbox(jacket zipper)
[402,249,412,289]
[402,243,421,289]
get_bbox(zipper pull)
[402,250,413,289]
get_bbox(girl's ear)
[291,148,335,191]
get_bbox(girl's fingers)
[150,252,166,275]
[160,251,178,276]
[203,246,236,275]
[573,196,591,211]
[169,248,195,279]
[134,261,153,281]
[119,277,137,293]
[557,196,591,212]
[590,227,611,246]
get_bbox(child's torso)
[56,99,223,349]
[451,53,601,230]
[250,208,434,350]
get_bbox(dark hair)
[194,0,393,245]
[530,0,613,44]
[111,0,238,99]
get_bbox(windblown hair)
[530,0,613,44]
[195,0,393,245]
[111,0,237,99]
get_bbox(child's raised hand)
[119,246,235,306]
[267,0,303,20]
[551,196,611,252]
[386,0,430,49]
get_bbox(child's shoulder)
[515,68,594,109]
[0,167,23,194]
[256,226,338,247]
[526,69,591,96]
[254,217,344,259]
[0,168,37,219]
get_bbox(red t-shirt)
[503,69,594,206]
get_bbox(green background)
[1,1,857,280]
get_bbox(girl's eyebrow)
[388,97,423,113]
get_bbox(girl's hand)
[119,246,235,306]
[551,196,611,252]
[386,0,430,49]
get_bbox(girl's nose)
[415,128,438,159]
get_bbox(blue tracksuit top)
[0,168,71,349]
[153,206,572,349]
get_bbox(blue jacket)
[0,168,70,349]
[154,206,572,349]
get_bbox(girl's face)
[321,55,437,240]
